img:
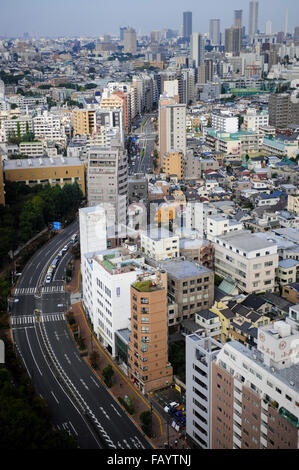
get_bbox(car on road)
[45,275,52,283]
[13,298,19,303]
[61,245,68,253]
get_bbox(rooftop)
[4,156,83,170]
[228,341,299,392]
[161,259,212,280]
[217,230,277,253]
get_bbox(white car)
[45,275,52,284]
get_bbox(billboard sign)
[53,222,62,231]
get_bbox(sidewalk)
[65,263,188,450]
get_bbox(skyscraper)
[191,32,204,67]
[209,19,220,45]
[234,10,243,29]
[266,20,272,35]
[183,11,192,39]
[124,27,137,54]
[225,27,242,56]
[120,26,126,41]
[248,1,259,37]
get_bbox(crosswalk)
[11,313,65,326]
[14,286,64,296]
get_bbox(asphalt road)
[10,220,152,450]
[129,112,157,176]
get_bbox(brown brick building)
[128,271,173,394]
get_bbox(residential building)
[18,141,44,157]
[268,94,299,128]
[211,113,239,133]
[79,205,108,260]
[191,33,204,67]
[282,283,299,304]
[163,151,184,179]
[158,95,186,163]
[3,156,85,195]
[243,109,269,132]
[86,144,128,224]
[288,195,299,216]
[140,226,179,261]
[73,109,96,136]
[212,317,299,449]
[179,237,214,270]
[207,215,243,242]
[162,258,214,327]
[277,259,299,287]
[128,173,148,204]
[214,231,278,294]
[186,334,223,449]
[195,310,222,340]
[82,247,148,356]
[128,271,173,393]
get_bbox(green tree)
[102,364,114,388]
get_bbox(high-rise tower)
[183,11,192,39]
[248,1,259,37]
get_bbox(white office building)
[211,113,239,133]
[82,247,149,356]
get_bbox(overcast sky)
[1,0,297,38]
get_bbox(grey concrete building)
[160,259,214,328]
[186,334,222,449]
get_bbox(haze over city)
[0,0,297,37]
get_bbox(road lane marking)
[90,376,100,388]
[25,328,43,376]
[51,391,59,404]
[69,421,78,436]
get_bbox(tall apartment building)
[191,33,204,67]
[73,109,96,136]
[269,94,299,128]
[186,334,223,449]
[209,20,220,46]
[95,108,125,146]
[214,231,278,294]
[79,205,108,261]
[211,314,299,449]
[248,1,259,38]
[82,247,147,356]
[234,10,243,29]
[183,12,192,39]
[128,271,173,393]
[86,144,128,224]
[225,27,242,55]
[211,113,239,133]
[159,95,186,163]
[124,27,137,54]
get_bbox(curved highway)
[10,220,151,450]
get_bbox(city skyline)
[0,0,298,38]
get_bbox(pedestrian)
[174,439,178,447]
